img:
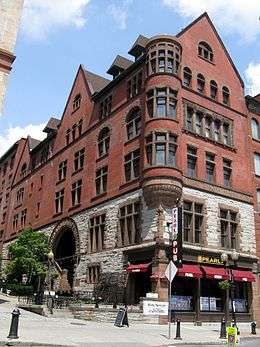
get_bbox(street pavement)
[0,294,260,346]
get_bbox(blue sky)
[1,0,260,155]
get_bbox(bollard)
[7,308,20,339]
[251,321,257,335]
[219,317,226,339]
[174,318,182,340]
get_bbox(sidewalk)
[0,295,259,346]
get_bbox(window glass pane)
[254,153,260,175]
[156,144,166,165]
[168,144,176,166]
[257,189,260,211]
[157,97,166,117]
[252,119,259,139]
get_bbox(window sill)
[146,116,179,125]
[96,153,108,162]
[71,106,80,114]
[14,203,22,210]
[68,204,81,212]
[56,178,66,185]
[91,192,107,202]
[198,54,215,65]
[53,212,63,218]
[124,135,140,146]
[72,167,83,176]
[119,178,140,190]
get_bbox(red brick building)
[0,13,258,323]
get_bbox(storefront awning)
[201,266,229,280]
[232,270,255,282]
[177,264,203,278]
[126,262,152,273]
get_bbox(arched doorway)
[49,218,80,292]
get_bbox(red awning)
[232,270,255,282]
[126,262,152,273]
[177,264,203,278]
[201,266,229,280]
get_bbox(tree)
[5,228,50,288]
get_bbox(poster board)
[143,301,168,315]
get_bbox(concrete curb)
[0,342,72,347]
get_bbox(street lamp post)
[230,249,239,334]
[220,252,229,325]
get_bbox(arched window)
[222,86,230,105]
[98,127,110,157]
[21,163,27,178]
[126,107,141,140]
[198,41,213,62]
[251,119,259,140]
[257,189,260,211]
[73,94,81,110]
[197,74,205,94]
[210,80,218,100]
[183,67,192,88]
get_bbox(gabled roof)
[176,12,244,88]
[128,35,149,58]
[107,55,133,77]
[28,136,41,151]
[0,141,19,164]
[83,68,110,94]
[43,117,60,134]
[254,93,260,102]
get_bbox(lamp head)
[231,249,239,261]
[220,252,228,263]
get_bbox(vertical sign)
[171,207,183,267]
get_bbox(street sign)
[165,261,178,283]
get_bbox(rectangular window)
[146,132,177,167]
[96,167,108,195]
[16,187,24,205]
[254,153,260,176]
[13,214,18,230]
[127,72,142,99]
[186,107,193,131]
[119,201,141,246]
[74,148,85,172]
[205,117,212,138]
[55,189,64,213]
[21,209,27,227]
[183,201,204,244]
[87,265,101,284]
[71,179,82,206]
[100,95,112,119]
[214,120,221,142]
[220,209,238,249]
[205,153,215,183]
[187,146,197,178]
[58,160,67,181]
[223,159,232,187]
[89,214,106,252]
[124,149,140,182]
[195,112,202,135]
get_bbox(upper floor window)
[89,214,106,252]
[74,148,85,172]
[254,153,260,176]
[124,149,140,182]
[118,201,141,246]
[222,86,230,105]
[183,67,192,88]
[127,71,142,99]
[96,166,108,195]
[198,41,213,62]
[257,189,260,211]
[183,200,204,244]
[251,119,259,140]
[20,163,27,178]
[147,87,177,118]
[223,158,232,188]
[184,102,233,147]
[71,179,82,206]
[16,187,24,205]
[187,146,197,178]
[73,94,81,111]
[55,189,64,214]
[197,74,205,94]
[66,129,71,146]
[100,95,112,120]
[210,80,218,100]
[78,119,83,136]
[21,209,27,228]
[98,127,110,157]
[146,132,177,167]
[13,214,18,230]
[58,160,67,181]
[219,209,238,249]
[205,152,215,183]
[146,41,181,76]
[126,107,141,140]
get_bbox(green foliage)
[219,280,231,290]
[5,228,50,287]
[7,283,34,296]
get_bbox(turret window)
[147,87,177,118]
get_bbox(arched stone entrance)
[49,218,80,291]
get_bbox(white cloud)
[162,0,260,42]
[21,0,90,40]
[107,0,133,30]
[0,123,46,157]
[245,62,260,96]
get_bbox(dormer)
[43,117,60,136]
[128,35,149,61]
[107,55,133,79]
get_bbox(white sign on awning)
[143,301,168,316]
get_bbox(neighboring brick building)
[0,13,258,323]
[0,0,24,115]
